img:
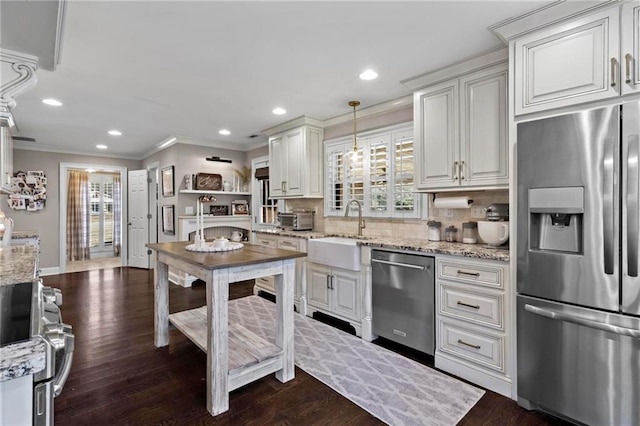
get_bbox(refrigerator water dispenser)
[529,187,583,254]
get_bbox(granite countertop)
[0,244,39,287]
[253,229,509,262]
[0,337,48,382]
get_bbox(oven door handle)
[372,258,426,270]
[53,333,75,397]
[524,304,640,338]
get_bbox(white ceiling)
[10,1,550,159]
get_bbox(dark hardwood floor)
[43,267,569,425]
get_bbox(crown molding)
[322,95,412,128]
[262,116,324,137]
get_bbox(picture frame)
[231,200,249,216]
[195,173,222,191]
[162,205,175,235]
[161,166,175,197]
[209,205,229,216]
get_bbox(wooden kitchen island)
[146,241,306,416]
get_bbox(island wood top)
[146,241,306,270]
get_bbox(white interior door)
[128,169,150,269]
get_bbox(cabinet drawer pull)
[453,161,458,181]
[326,275,331,289]
[459,160,465,181]
[457,301,480,309]
[456,269,480,277]
[611,57,618,87]
[457,339,481,350]
[626,53,633,84]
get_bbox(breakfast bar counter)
[146,241,306,416]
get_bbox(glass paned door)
[89,173,115,253]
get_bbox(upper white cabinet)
[267,117,323,199]
[0,126,13,193]
[414,64,508,191]
[622,2,640,94]
[514,4,640,115]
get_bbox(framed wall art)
[162,205,175,235]
[209,205,229,216]
[161,166,175,197]
[231,200,249,216]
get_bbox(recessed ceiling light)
[96,144,108,150]
[108,130,122,136]
[272,107,287,115]
[359,70,378,80]
[219,129,231,135]
[42,98,63,106]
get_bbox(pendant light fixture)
[349,100,360,152]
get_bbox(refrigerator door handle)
[524,304,640,339]
[603,136,615,275]
[628,135,639,277]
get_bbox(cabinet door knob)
[611,57,618,87]
[626,53,633,84]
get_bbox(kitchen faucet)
[344,199,366,236]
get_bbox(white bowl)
[478,221,509,246]
[212,237,229,248]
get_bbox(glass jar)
[462,221,478,244]
[445,225,458,242]
[427,220,441,241]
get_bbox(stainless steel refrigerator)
[517,102,640,426]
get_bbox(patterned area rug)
[228,296,484,426]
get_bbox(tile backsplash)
[283,189,509,242]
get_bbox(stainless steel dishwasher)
[372,249,435,355]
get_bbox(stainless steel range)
[517,102,640,425]
[1,278,74,425]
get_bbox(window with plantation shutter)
[324,123,421,219]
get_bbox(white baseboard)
[39,267,61,276]
[435,351,513,398]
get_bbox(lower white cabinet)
[307,262,362,333]
[252,233,307,314]
[435,254,512,398]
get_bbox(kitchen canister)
[445,225,458,242]
[427,220,441,241]
[462,221,478,244]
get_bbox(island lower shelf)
[169,306,283,391]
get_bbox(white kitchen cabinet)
[434,255,511,398]
[0,126,13,193]
[514,4,640,115]
[414,64,508,191]
[268,121,323,198]
[307,262,362,328]
[622,2,640,94]
[252,233,308,314]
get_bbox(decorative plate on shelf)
[185,242,243,252]
[195,173,222,190]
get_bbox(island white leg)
[275,259,295,383]
[154,258,169,347]
[206,268,229,415]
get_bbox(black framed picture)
[161,166,175,197]
[209,205,229,216]
[162,205,175,235]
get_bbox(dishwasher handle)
[372,258,426,270]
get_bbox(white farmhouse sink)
[307,237,361,271]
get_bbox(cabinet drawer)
[438,259,504,289]
[439,319,505,373]
[256,235,278,247]
[439,283,503,329]
[277,237,300,252]
[255,276,275,293]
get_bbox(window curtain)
[113,173,121,256]
[67,170,91,261]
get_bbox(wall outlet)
[185,206,194,215]
[471,206,485,219]
[440,208,454,218]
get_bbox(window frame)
[324,122,422,219]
